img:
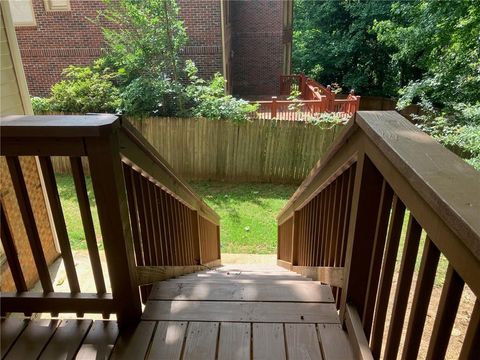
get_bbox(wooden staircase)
[2,264,354,359]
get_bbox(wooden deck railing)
[0,115,221,328]
[253,74,360,121]
[277,111,479,359]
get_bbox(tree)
[98,0,188,115]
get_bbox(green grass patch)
[56,173,102,250]
[190,181,297,254]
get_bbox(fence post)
[271,96,278,119]
[85,125,142,329]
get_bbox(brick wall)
[230,0,284,96]
[16,0,224,97]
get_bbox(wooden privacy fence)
[277,111,479,359]
[52,117,343,184]
[0,115,220,328]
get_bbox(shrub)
[31,97,51,114]
[186,61,258,123]
[49,60,121,113]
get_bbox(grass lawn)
[56,174,102,250]
[190,181,297,254]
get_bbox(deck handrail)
[276,111,479,359]
[0,114,221,328]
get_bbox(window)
[44,0,70,12]
[9,0,36,27]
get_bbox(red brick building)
[11,0,292,97]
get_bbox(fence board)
[52,117,342,184]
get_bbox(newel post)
[271,96,278,119]
[340,152,384,323]
[85,122,141,328]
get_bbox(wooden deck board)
[317,324,355,360]
[285,323,323,360]
[110,321,155,360]
[0,318,27,358]
[142,300,340,323]
[39,319,92,360]
[183,322,219,360]
[75,321,119,360]
[218,322,251,360]
[4,319,59,360]
[147,321,187,360]
[149,282,334,302]
[252,323,286,360]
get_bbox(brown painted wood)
[401,237,440,360]
[459,300,480,360]
[0,318,27,358]
[191,210,202,264]
[38,157,80,294]
[345,305,374,360]
[39,319,92,360]
[142,301,340,323]
[110,321,156,360]
[369,196,405,358]
[1,137,86,156]
[183,322,219,360]
[362,180,393,338]
[70,156,106,294]
[252,323,286,360]
[383,215,422,359]
[425,265,465,360]
[147,321,187,360]
[0,203,27,292]
[218,322,250,360]
[136,265,207,285]
[285,323,323,360]
[6,156,53,292]
[4,319,59,360]
[86,134,141,327]
[356,111,480,261]
[76,321,119,360]
[341,154,384,319]
[317,324,354,360]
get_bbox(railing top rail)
[0,114,119,137]
[278,111,480,259]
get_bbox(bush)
[49,60,121,113]
[31,97,51,114]
[185,61,258,123]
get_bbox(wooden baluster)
[161,190,174,265]
[291,211,299,265]
[191,210,202,264]
[425,265,464,360]
[459,300,479,360]
[154,186,167,265]
[85,133,141,328]
[70,157,106,295]
[142,177,157,266]
[0,203,27,292]
[370,196,406,358]
[38,157,80,294]
[132,171,149,267]
[6,157,53,293]
[401,237,440,359]
[383,215,422,358]
[362,180,394,338]
[340,155,384,321]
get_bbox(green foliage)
[293,0,396,95]
[97,0,188,115]
[31,96,51,114]
[306,112,347,129]
[48,60,120,113]
[185,61,258,123]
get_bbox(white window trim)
[43,0,71,12]
[9,0,37,27]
